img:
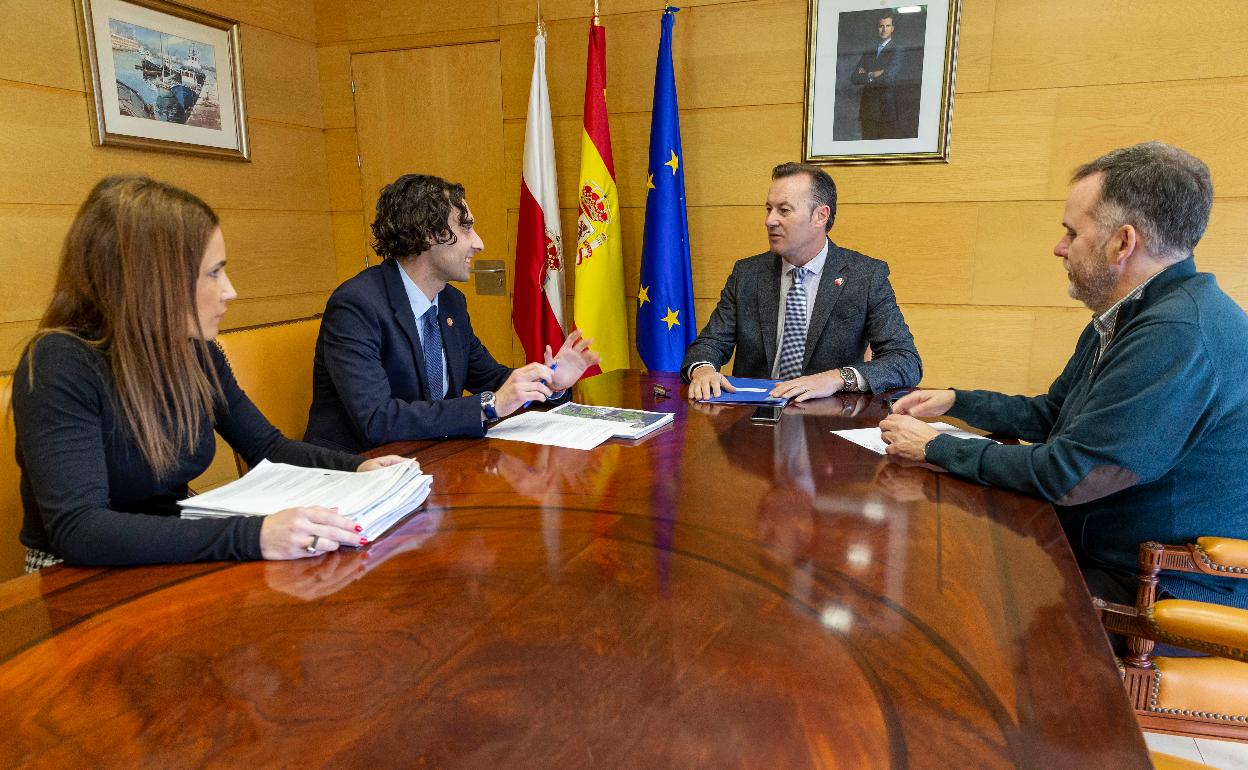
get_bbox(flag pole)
[593,0,600,25]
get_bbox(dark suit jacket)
[681,240,921,392]
[304,259,512,452]
[850,42,904,136]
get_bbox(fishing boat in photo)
[181,45,207,86]
[154,64,202,124]
[137,48,164,76]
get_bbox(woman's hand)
[357,455,415,472]
[260,506,363,560]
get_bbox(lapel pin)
[447,317,454,327]
[835,276,845,286]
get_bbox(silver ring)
[305,535,320,554]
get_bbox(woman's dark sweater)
[14,333,363,565]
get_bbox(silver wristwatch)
[480,391,499,422]
[839,367,860,393]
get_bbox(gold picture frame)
[803,1,961,164]
[75,0,250,161]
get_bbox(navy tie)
[421,306,444,400]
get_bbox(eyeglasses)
[652,384,671,399]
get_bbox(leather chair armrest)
[1194,537,1248,575]
[1147,599,1248,662]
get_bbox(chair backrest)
[187,316,322,491]
[216,316,322,441]
[0,374,25,580]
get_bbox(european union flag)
[636,6,696,373]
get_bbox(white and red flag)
[512,24,567,363]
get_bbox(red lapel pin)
[835,276,845,286]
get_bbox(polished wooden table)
[0,371,1149,768]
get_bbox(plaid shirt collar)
[1091,263,1173,363]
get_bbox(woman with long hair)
[14,175,406,571]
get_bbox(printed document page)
[486,411,619,450]
[832,422,995,454]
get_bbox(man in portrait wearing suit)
[304,173,598,452]
[682,162,921,402]
[850,12,905,140]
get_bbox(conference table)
[0,371,1150,768]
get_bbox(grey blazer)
[681,240,921,392]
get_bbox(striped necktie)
[421,305,444,400]
[777,266,808,380]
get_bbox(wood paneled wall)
[316,0,1248,394]
[0,0,337,374]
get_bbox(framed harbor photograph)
[76,0,249,160]
[803,1,961,164]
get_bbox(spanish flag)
[573,17,628,374]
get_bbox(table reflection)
[263,510,442,600]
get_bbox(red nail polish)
[360,537,369,545]
[355,525,363,533]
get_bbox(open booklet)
[546,402,674,440]
[179,459,431,541]
[486,403,675,450]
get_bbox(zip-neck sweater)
[926,258,1248,607]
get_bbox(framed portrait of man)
[803,1,961,164]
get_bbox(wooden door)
[351,42,513,365]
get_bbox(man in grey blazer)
[683,162,921,401]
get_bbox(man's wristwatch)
[480,391,499,422]
[839,367,860,393]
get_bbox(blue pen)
[524,362,557,408]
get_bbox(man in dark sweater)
[879,142,1248,608]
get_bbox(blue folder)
[697,377,789,405]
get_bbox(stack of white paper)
[179,459,431,541]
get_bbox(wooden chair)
[1097,538,1248,742]
[216,315,322,474]
[0,374,24,580]
[189,315,323,491]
